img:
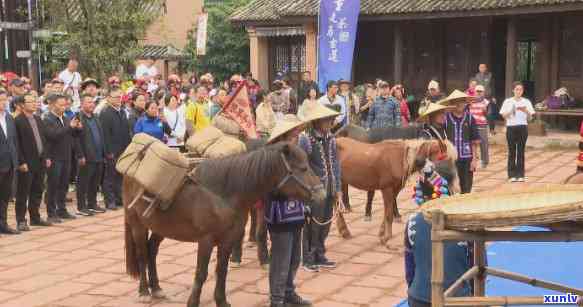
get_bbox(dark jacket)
[298,130,341,196]
[99,105,131,158]
[14,113,47,171]
[0,112,18,172]
[76,112,105,162]
[43,112,80,161]
[128,107,144,136]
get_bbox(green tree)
[41,0,163,81]
[182,0,251,82]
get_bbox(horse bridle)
[275,153,322,200]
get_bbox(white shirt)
[135,64,158,79]
[0,111,7,137]
[58,69,82,106]
[499,97,535,126]
[318,94,346,125]
[163,105,186,147]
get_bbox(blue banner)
[317,0,360,93]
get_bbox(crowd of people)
[0,58,537,307]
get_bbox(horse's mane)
[368,126,422,143]
[193,142,284,197]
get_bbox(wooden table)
[430,210,583,306]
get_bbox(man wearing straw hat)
[439,90,481,194]
[418,102,452,141]
[264,114,313,307]
[298,102,342,272]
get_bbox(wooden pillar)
[473,240,487,296]
[248,27,269,89]
[536,16,551,103]
[393,23,403,84]
[304,22,318,81]
[505,18,517,97]
[431,211,445,307]
[550,16,560,91]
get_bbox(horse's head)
[274,143,327,205]
[412,139,459,193]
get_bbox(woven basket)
[421,184,583,230]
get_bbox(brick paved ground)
[0,145,577,307]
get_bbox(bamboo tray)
[422,184,583,230]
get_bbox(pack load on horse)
[116,133,190,204]
[186,125,247,159]
[336,137,458,246]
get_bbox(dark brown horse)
[336,124,422,220]
[123,143,326,307]
[336,138,458,246]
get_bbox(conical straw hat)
[437,89,469,106]
[267,114,305,144]
[418,103,454,122]
[300,101,340,122]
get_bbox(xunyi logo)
[543,293,580,304]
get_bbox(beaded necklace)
[413,171,450,205]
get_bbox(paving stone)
[330,286,385,304]
[0,281,93,307]
[53,294,112,307]
[1,274,72,292]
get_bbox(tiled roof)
[52,44,185,60]
[232,0,583,22]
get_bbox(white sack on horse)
[116,133,189,203]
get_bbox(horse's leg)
[187,238,213,307]
[393,196,402,223]
[380,187,396,248]
[248,205,257,244]
[147,233,165,299]
[255,204,269,267]
[214,243,233,307]
[131,224,150,302]
[365,190,375,221]
[341,182,352,212]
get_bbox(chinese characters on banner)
[317,0,360,92]
[196,13,208,56]
[221,83,258,139]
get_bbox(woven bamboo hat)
[267,114,305,144]
[300,101,340,122]
[418,103,453,122]
[437,89,469,106]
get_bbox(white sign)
[196,13,208,56]
[0,21,32,30]
[16,50,32,58]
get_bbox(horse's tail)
[124,219,140,279]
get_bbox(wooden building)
[232,0,583,104]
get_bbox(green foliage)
[41,0,162,81]
[182,0,251,82]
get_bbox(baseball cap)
[10,78,25,87]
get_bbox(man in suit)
[99,88,131,210]
[43,94,83,223]
[14,94,52,231]
[0,89,20,234]
[76,93,106,215]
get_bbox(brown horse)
[336,138,458,246]
[337,124,422,220]
[123,143,326,307]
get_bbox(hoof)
[137,294,151,303]
[217,302,231,307]
[364,215,372,222]
[151,288,166,299]
[340,230,352,239]
[394,216,403,224]
[379,235,389,245]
